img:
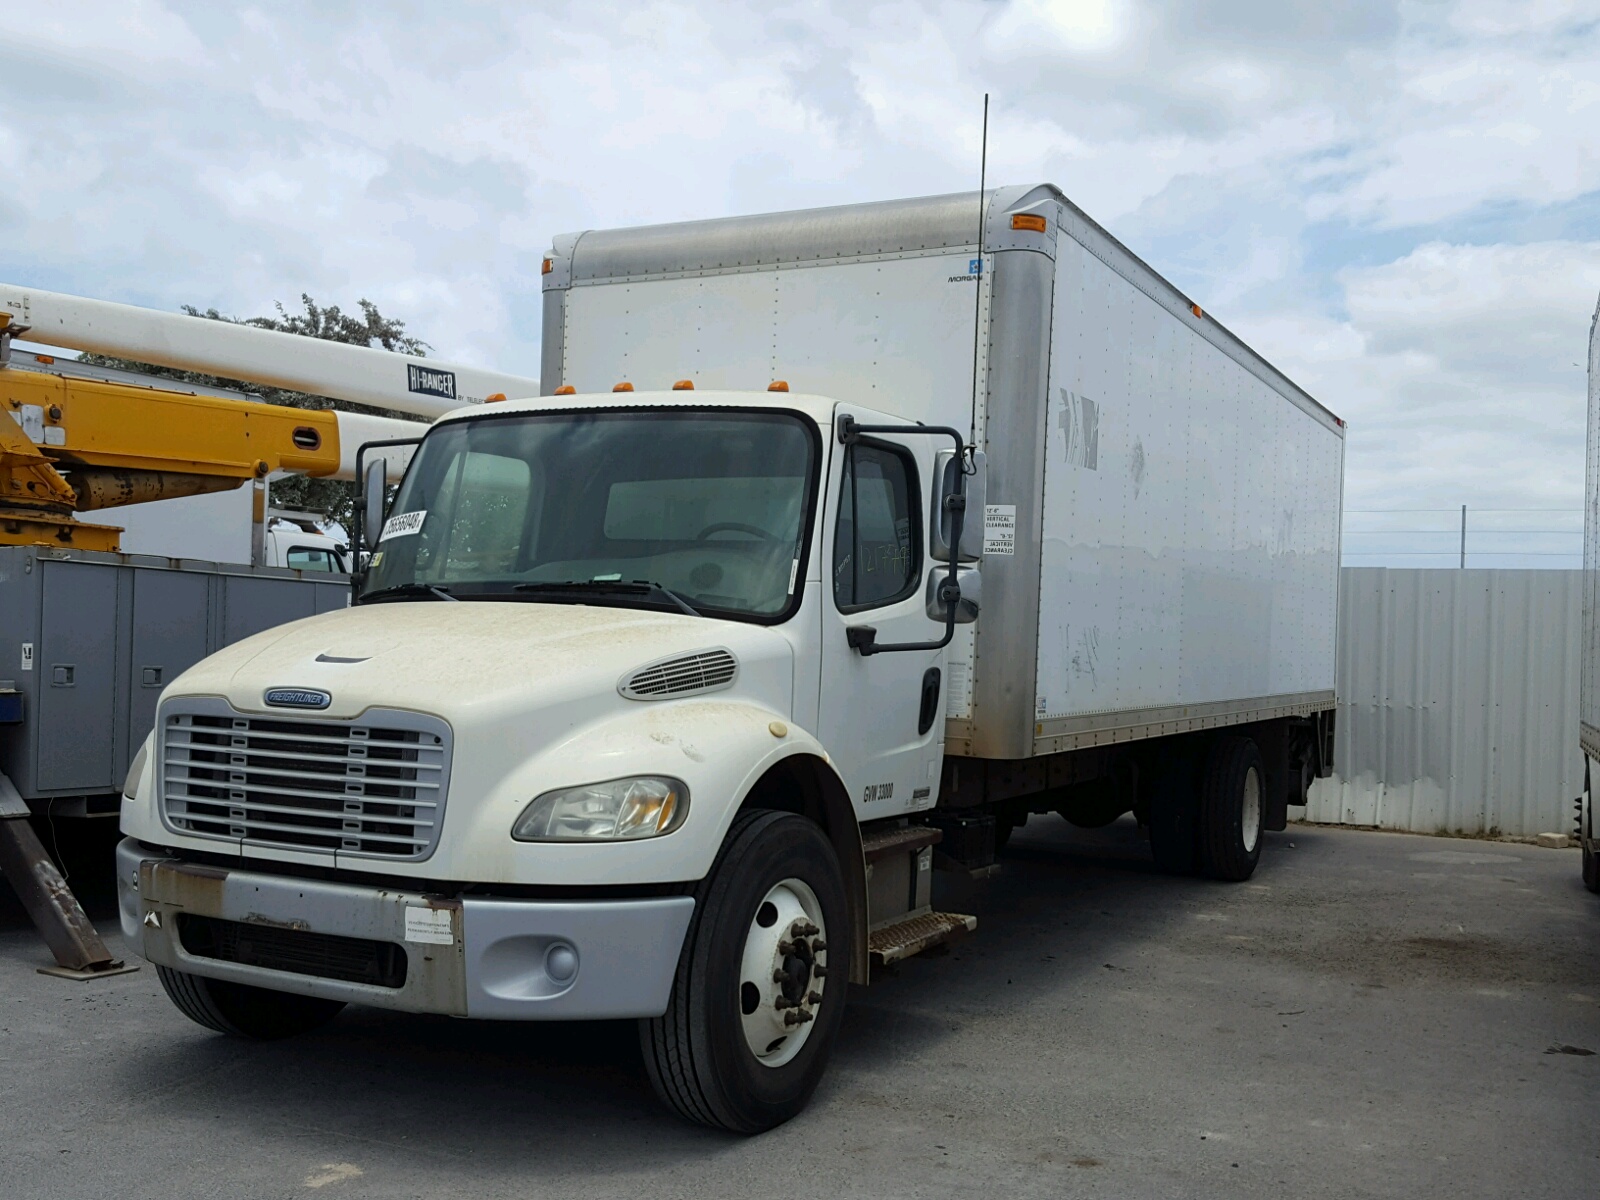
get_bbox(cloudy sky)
[5,1,1599,564]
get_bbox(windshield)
[361,408,819,621]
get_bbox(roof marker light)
[485,392,507,403]
[1191,304,1203,319]
[613,382,634,392]
[1011,214,1048,233]
[672,380,694,390]
[541,258,553,275]
[554,385,576,395]
[768,381,789,392]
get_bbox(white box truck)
[117,185,1344,1132]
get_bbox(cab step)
[868,911,976,966]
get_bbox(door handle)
[50,665,75,688]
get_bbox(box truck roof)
[544,183,1340,431]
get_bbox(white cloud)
[1,0,1598,528]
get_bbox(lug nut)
[783,1009,815,1026]
[811,939,827,953]
[773,969,788,983]
[803,922,819,936]
[812,964,827,978]
[774,996,794,1010]
[778,939,796,954]
[808,990,824,1005]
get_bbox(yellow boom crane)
[0,351,347,551]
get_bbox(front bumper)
[116,839,694,1020]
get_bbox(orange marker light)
[554,385,576,395]
[1191,304,1203,319]
[613,382,634,392]
[541,257,553,275]
[485,392,507,403]
[767,381,790,392]
[1011,213,1048,233]
[33,354,55,365]
[672,379,694,390]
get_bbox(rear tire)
[640,810,850,1134]
[1198,736,1265,882]
[156,966,345,1039]
[1583,840,1599,894]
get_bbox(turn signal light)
[541,258,553,275]
[1011,213,1048,233]
[485,392,507,403]
[768,381,789,392]
[613,382,634,392]
[672,379,694,390]
[554,385,576,395]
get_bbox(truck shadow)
[100,816,1288,1164]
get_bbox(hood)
[166,600,795,723]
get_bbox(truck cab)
[118,388,979,1133]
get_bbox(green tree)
[79,295,430,531]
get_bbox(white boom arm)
[1,284,539,420]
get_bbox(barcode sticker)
[380,510,426,541]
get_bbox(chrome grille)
[160,702,451,861]
[620,649,739,700]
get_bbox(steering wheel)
[694,522,779,543]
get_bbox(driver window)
[833,442,920,611]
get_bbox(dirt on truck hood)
[165,599,792,722]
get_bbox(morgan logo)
[407,364,457,400]
[264,687,332,710]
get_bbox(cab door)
[815,404,947,820]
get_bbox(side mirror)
[930,449,986,562]
[361,460,387,552]
[925,565,981,624]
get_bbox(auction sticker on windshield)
[379,510,426,541]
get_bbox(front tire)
[640,810,850,1133]
[156,966,345,1039]
[1198,735,1265,882]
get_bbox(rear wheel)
[156,966,345,1039]
[1583,840,1599,894]
[640,810,850,1133]
[1198,735,1265,882]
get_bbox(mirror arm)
[838,416,969,657]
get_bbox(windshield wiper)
[511,579,701,617]
[360,582,458,604]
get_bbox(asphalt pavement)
[2,816,1596,1199]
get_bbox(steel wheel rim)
[738,877,828,1069]
[1241,766,1262,853]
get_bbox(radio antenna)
[968,93,989,444]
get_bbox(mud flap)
[1147,739,1201,874]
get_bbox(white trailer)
[116,186,1343,1132]
[1581,290,1600,892]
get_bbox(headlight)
[512,776,689,842]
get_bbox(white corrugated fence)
[1304,567,1581,838]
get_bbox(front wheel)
[156,966,345,1039]
[640,810,850,1133]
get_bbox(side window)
[833,442,920,611]
[286,547,335,572]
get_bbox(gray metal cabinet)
[36,561,119,792]
[0,547,350,807]
[126,569,211,780]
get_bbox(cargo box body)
[542,184,1343,763]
